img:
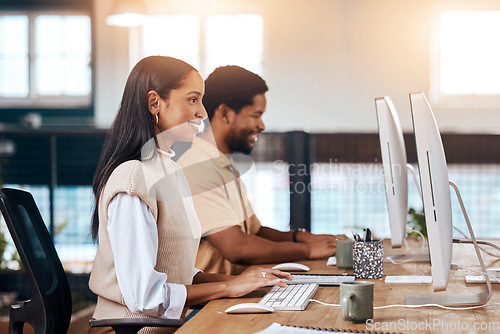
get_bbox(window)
[140,14,263,77]
[142,15,200,70]
[0,15,28,98]
[430,8,500,108]
[0,13,91,107]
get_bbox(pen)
[365,228,372,242]
[352,230,361,242]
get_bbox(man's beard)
[227,128,258,155]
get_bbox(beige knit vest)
[89,153,201,331]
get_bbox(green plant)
[407,207,427,237]
[0,227,22,271]
[56,220,68,236]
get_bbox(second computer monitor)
[375,97,408,248]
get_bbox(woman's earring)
[152,113,159,125]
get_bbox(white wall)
[94,0,500,133]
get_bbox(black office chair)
[0,188,186,334]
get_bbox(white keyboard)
[259,284,318,311]
[384,275,432,284]
[465,276,495,283]
[466,269,500,284]
[286,274,355,286]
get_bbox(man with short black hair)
[178,65,343,275]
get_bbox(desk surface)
[177,240,500,334]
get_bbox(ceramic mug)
[336,238,354,269]
[340,281,374,323]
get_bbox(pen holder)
[352,240,383,279]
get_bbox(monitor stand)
[385,253,429,263]
[385,231,430,263]
[405,180,492,306]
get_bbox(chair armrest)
[90,318,186,330]
[10,299,31,309]
[189,302,207,310]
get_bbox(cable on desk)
[309,299,500,311]
[453,225,500,258]
[385,228,426,265]
[309,299,340,307]
[373,303,500,310]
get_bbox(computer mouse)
[272,263,310,272]
[224,303,274,314]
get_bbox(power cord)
[309,299,500,310]
[453,225,500,258]
[385,228,426,265]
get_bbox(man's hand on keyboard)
[297,233,349,257]
[226,268,292,298]
[296,232,348,244]
[306,239,337,260]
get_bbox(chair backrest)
[0,188,72,334]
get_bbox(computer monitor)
[410,93,452,291]
[375,97,408,248]
[376,98,424,253]
[406,92,491,306]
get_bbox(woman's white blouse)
[107,192,200,319]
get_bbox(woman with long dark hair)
[89,56,289,332]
